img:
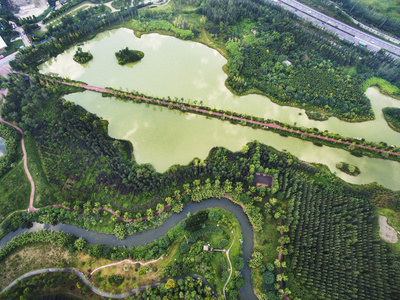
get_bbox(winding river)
[38,28,400,190]
[0,198,257,300]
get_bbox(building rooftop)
[0,36,7,49]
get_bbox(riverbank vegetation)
[336,161,361,176]
[73,47,93,64]
[362,77,400,99]
[0,208,244,298]
[115,47,144,65]
[383,107,400,133]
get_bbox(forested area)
[383,107,400,133]
[278,168,400,299]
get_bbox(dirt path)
[90,256,164,276]
[0,89,37,212]
[379,215,399,243]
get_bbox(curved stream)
[0,198,257,300]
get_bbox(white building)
[0,36,7,53]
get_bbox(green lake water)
[39,28,400,190]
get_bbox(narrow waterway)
[0,198,257,300]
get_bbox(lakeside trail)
[0,89,37,212]
[61,81,400,158]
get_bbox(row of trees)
[280,170,400,299]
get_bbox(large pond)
[39,28,400,190]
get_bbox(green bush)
[179,242,190,254]
[219,238,229,249]
[233,257,244,270]
[108,274,124,286]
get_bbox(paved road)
[275,0,400,58]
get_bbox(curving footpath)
[90,256,164,276]
[223,235,235,300]
[59,81,400,158]
[2,268,219,299]
[0,90,37,212]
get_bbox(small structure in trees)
[283,60,292,66]
[203,245,210,251]
[253,173,273,188]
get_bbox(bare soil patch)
[0,243,73,289]
[379,215,399,243]
[9,0,49,18]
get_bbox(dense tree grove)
[383,107,400,132]
[280,169,400,299]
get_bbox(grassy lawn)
[0,162,30,223]
[3,40,24,57]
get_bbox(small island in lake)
[336,162,360,176]
[73,47,93,64]
[115,47,144,65]
[382,107,400,133]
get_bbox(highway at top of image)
[273,0,400,58]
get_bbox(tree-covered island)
[115,47,144,65]
[73,47,93,64]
